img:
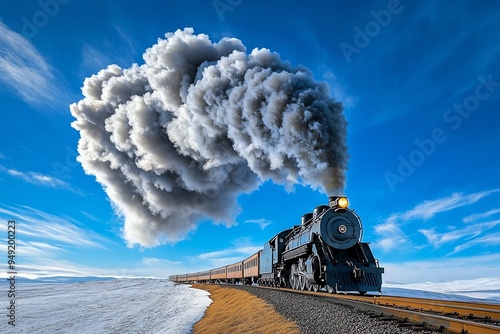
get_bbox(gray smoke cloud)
[70,28,348,247]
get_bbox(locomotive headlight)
[337,197,349,208]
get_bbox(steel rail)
[317,296,500,334]
[374,295,500,322]
[320,293,500,322]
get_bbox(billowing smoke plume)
[70,28,347,247]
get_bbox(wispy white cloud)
[373,220,409,252]
[79,25,136,75]
[113,24,136,54]
[198,249,234,260]
[0,204,120,281]
[244,218,272,230]
[0,205,125,280]
[16,240,67,259]
[81,43,114,72]
[463,208,500,223]
[0,164,82,194]
[8,168,68,187]
[12,261,97,280]
[0,22,58,106]
[418,218,500,254]
[373,189,500,252]
[0,204,109,251]
[397,189,500,221]
[80,211,101,222]
[418,225,486,250]
[448,227,500,255]
[198,245,260,260]
[322,69,357,109]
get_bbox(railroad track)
[254,285,500,333]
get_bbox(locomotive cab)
[259,229,292,286]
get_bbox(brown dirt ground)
[192,284,300,334]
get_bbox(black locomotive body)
[278,196,384,293]
[171,196,384,295]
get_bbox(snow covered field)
[0,279,211,334]
[0,277,499,334]
[383,277,500,303]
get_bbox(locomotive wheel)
[290,264,298,290]
[299,275,306,290]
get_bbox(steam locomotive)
[169,196,384,294]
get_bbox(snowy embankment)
[0,279,211,334]
[383,277,500,303]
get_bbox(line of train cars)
[169,196,384,294]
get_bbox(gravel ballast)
[230,285,440,334]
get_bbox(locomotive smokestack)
[70,28,348,247]
[329,196,349,208]
[329,196,339,207]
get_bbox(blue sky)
[0,0,499,284]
